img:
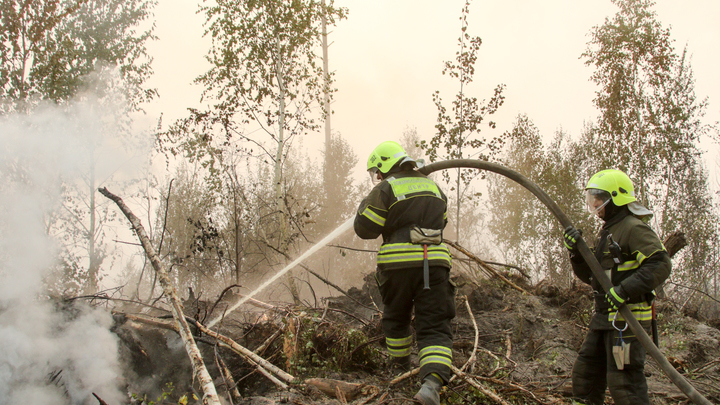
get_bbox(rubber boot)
[413,376,442,405]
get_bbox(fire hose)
[419,159,712,405]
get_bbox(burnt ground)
[113,273,720,405]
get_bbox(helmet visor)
[585,189,611,214]
[368,167,382,185]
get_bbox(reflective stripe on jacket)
[354,170,451,271]
[570,209,671,330]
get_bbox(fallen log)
[304,378,374,402]
[99,187,221,405]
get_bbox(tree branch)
[99,187,221,405]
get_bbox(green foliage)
[419,0,506,242]
[284,312,383,375]
[488,115,590,284]
[1,0,157,294]
[164,0,347,176]
[582,0,719,292]
[319,133,359,230]
[490,0,719,302]
[0,0,157,114]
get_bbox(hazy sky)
[145,0,720,182]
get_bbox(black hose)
[419,159,712,405]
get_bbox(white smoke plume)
[0,100,132,404]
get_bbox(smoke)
[0,98,138,404]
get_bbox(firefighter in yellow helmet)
[562,169,671,405]
[354,141,454,405]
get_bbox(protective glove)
[606,285,628,311]
[563,226,582,252]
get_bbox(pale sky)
[145,0,720,183]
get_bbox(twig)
[92,393,110,405]
[215,346,240,405]
[473,375,545,404]
[483,261,531,279]
[327,244,376,253]
[70,294,171,314]
[300,262,378,314]
[389,367,420,386]
[124,312,292,389]
[444,240,529,294]
[505,332,512,359]
[450,296,480,383]
[667,280,720,305]
[112,239,142,246]
[99,187,220,405]
[322,306,371,326]
[451,366,511,405]
[693,359,720,374]
[208,284,242,318]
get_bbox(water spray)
[204,158,709,404]
[207,217,354,328]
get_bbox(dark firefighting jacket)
[570,209,671,330]
[354,170,451,271]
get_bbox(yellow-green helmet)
[585,169,636,206]
[367,141,415,174]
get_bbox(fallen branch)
[444,240,529,295]
[304,378,376,402]
[472,375,545,404]
[219,342,287,391]
[188,317,296,384]
[451,365,511,405]
[99,187,220,405]
[254,327,284,356]
[483,261,531,280]
[389,367,420,386]
[215,348,241,404]
[450,296,480,383]
[122,312,291,390]
[693,359,720,374]
[303,265,379,314]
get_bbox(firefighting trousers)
[571,328,649,405]
[376,266,456,383]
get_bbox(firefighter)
[563,169,671,405]
[354,141,455,405]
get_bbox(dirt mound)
[114,273,720,404]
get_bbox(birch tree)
[0,0,156,293]
[193,0,346,214]
[419,0,506,242]
[582,0,718,292]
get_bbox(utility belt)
[377,227,450,271]
[410,226,443,290]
